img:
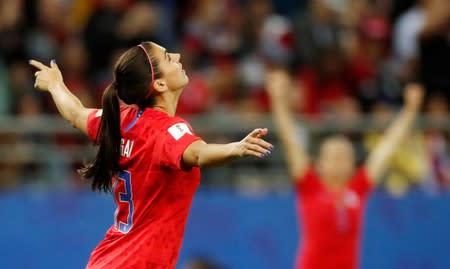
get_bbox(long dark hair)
[79,42,162,192]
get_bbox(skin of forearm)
[382,107,418,148]
[271,101,303,152]
[48,83,85,128]
[197,143,238,167]
[367,106,419,181]
[270,99,309,177]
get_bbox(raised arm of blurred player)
[265,70,310,180]
[365,84,424,184]
[29,59,95,135]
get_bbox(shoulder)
[294,166,321,193]
[349,166,374,196]
[352,166,371,181]
[152,112,192,130]
[144,111,195,140]
[165,117,194,141]
[294,165,318,181]
[167,115,189,125]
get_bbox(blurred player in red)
[29,41,273,269]
[265,70,424,269]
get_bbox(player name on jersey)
[120,138,134,158]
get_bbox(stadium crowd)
[0,0,449,194]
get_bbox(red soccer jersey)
[295,167,373,269]
[85,106,202,269]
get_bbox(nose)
[171,53,180,62]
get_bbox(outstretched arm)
[265,70,310,180]
[365,84,424,184]
[29,60,95,135]
[182,128,273,167]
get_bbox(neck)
[322,176,347,191]
[152,90,182,116]
[152,104,176,116]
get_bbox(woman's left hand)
[232,128,273,158]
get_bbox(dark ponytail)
[79,83,122,192]
[79,42,161,192]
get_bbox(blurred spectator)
[392,0,424,82]
[295,47,351,116]
[418,0,450,98]
[176,45,211,115]
[336,0,370,29]
[116,1,162,47]
[207,58,240,112]
[83,0,126,75]
[259,15,294,65]
[240,12,294,113]
[25,0,70,63]
[182,0,243,63]
[8,62,36,114]
[58,39,95,108]
[67,0,96,33]
[291,0,343,67]
[0,0,449,191]
[17,92,43,117]
[177,73,211,115]
[391,0,416,21]
[15,93,46,184]
[347,14,403,112]
[0,92,45,188]
[289,0,367,116]
[422,95,450,193]
[242,0,273,53]
[393,0,450,93]
[2,62,38,187]
[0,61,11,114]
[0,0,26,64]
[333,95,362,130]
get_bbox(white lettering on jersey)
[168,123,192,141]
[95,109,103,117]
[120,139,134,158]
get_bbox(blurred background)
[0,0,449,268]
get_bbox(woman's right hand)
[29,59,64,93]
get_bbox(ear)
[152,78,168,93]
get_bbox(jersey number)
[114,170,134,233]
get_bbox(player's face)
[150,42,189,91]
[317,139,356,183]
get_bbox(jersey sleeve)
[349,167,374,198]
[294,166,321,195]
[159,118,202,170]
[86,109,102,143]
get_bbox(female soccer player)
[29,41,273,269]
[265,70,424,269]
